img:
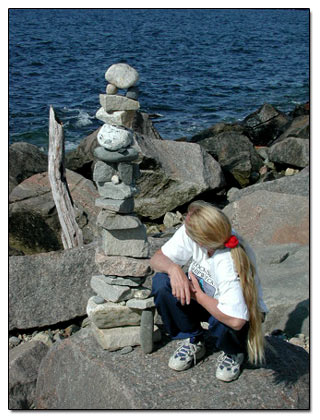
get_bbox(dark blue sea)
[9,8,309,152]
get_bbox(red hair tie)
[224,235,239,248]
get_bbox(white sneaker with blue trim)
[215,352,244,382]
[168,337,206,371]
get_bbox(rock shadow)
[284,298,309,337]
[245,335,309,387]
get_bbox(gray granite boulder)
[34,327,309,409]
[198,130,264,187]
[268,136,309,168]
[9,340,49,409]
[254,243,309,337]
[242,103,290,146]
[227,166,309,202]
[9,170,100,255]
[271,114,309,146]
[9,242,99,331]
[223,190,309,246]
[9,142,48,194]
[134,135,225,219]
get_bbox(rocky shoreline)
[9,64,309,409]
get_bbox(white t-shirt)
[161,224,268,321]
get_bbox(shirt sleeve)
[213,252,249,321]
[161,225,193,266]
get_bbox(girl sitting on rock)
[150,200,268,382]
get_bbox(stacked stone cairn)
[86,63,160,353]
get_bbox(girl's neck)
[207,249,215,258]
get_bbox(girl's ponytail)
[231,245,265,365]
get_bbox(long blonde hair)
[185,200,265,365]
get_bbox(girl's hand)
[188,272,204,302]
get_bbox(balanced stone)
[101,225,149,258]
[105,63,139,89]
[99,94,140,112]
[86,297,141,329]
[93,161,117,184]
[97,124,133,151]
[140,309,154,354]
[102,275,145,287]
[95,197,134,213]
[106,83,118,95]
[95,249,152,277]
[132,287,152,299]
[91,323,161,351]
[97,211,141,230]
[95,108,136,127]
[97,182,137,200]
[126,297,155,310]
[118,162,135,185]
[94,146,139,163]
[92,296,105,304]
[126,86,139,101]
[91,275,134,303]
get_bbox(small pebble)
[9,336,21,347]
[106,83,118,95]
[111,174,120,184]
[93,295,105,304]
[119,346,133,355]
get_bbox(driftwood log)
[48,106,83,249]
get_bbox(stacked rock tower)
[86,63,159,353]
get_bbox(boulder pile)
[86,63,159,353]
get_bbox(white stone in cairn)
[95,108,136,127]
[91,275,134,303]
[97,123,133,151]
[99,94,140,112]
[111,175,120,184]
[101,225,149,258]
[86,297,142,329]
[105,63,139,89]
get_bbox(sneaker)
[168,337,206,371]
[215,352,244,382]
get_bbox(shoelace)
[176,341,200,366]
[217,352,237,367]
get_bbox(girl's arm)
[150,249,191,305]
[189,271,246,330]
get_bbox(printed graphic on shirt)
[189,260,217,298]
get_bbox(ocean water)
[9,8,309,152]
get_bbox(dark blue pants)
[151,272,249,355]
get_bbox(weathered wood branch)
[48,106,83,249]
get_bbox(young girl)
[150,200,268,382]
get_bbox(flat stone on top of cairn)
[105,63,139,89]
